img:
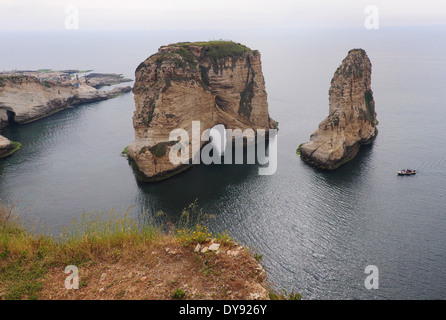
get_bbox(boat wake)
[414,158,446,170]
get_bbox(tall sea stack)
[127,41,275,181]
[298,49,378,170]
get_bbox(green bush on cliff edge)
[172,40,252,60]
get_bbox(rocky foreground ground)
[298,49,378,170]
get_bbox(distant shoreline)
[0,69,133,156]
[0,201,273,300]
[0,69,132,128]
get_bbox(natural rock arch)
[6,110,17,125]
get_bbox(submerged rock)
[0,135,20,158]
[298,49,378,170]
[127,41,276,181]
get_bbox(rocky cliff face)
[0,75,131,127]
[298,49,378,170]
[128,41,275,181]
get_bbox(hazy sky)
[0,0,445,30]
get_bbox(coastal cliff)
[127,41,275,181]
[298,49,378,170]
[0,72,132,128]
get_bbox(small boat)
[397,169,417,176]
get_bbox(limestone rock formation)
[298,49,378,170]
[0,74,131,127]
[127,41,276,181]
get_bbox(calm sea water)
[1,27,446,299]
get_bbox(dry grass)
[39,239,267,300]
[0,200,269,300]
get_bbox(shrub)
[149,143,167,157]
[214,230,232,245]
[176,199,216,246]
[121,146,129,157]
[148,141,176,158]
[176,48,197,65]
[253,252,263,262]
[200,66,210,86]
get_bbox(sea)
[1,26,445,299]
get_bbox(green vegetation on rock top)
[348,48,366,55]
